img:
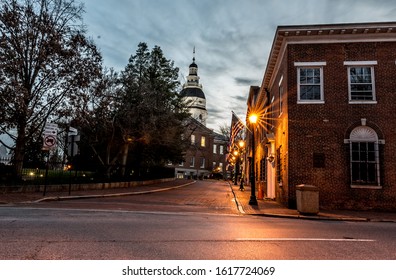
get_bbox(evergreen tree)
[75,43,190,178]
[119,43,190,175]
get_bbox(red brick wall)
[282,42,396,210]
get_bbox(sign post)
[42,123,58,196]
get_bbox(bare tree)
[0,0,102,178]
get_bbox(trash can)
[296,184,319,215]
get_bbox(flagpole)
[231,111,251,133]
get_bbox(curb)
[249,212,370,222]
[31,181,197,203]
[226,181,389,222]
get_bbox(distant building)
[246,22,396,210]
[169,50,228,179]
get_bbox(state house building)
[246,22,396,210]
[168,52,227,179]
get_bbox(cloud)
[234,77,259,86]
[82,0,396,132]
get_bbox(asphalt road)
[1,180,395,260]
[16,179,240,214]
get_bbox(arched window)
[348,126,381,187]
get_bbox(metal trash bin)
[296,184,319,215]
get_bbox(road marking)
[236,238,375,242]
[232,198,245,214]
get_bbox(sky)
[81,0,396,132]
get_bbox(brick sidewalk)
[229,181,396,222]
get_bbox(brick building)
[247,22,396,210]
[171,118,227,179]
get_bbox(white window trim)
[200,158,205,168]
[278,75,283,117]
[345,125,383,189]
[294,62,327,67]
[296,63,326,104]
[344,61,377,66]
[346,63,377,104]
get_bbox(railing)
[1,160,175,186]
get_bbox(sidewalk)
[229,181,396,223]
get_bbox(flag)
[229,111,245,151]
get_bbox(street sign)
[68,127,78,136]
[43,135,57,150]
[43,123,58,136]
[42,123,58,150]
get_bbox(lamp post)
[233,150,239,186]
[248,114,258,205]
[237,140,245,191]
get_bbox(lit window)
[191,134,195,145]
[201,136,206,147]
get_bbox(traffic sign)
[43,135,57,150]
[43,123,58,136]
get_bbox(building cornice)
[262,22,396,90]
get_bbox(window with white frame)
[191,134,195,145]
[190,157,195,167]
[295,62,326,103]
[219,145,224,154]
[348,126,381,187]
[213,144,217,154]
[200,157,205,168]
[279,75,283,116]
[345,61,377,103]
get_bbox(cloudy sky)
[82,0,396,132]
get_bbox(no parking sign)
[42,123,58,150]
[43,135,57,150]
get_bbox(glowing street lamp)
[249,114,258,124]
[248,113,258,205]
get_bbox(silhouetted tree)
[0,0,102,178]
[119,43,190,176]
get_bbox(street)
[1,180,395,260]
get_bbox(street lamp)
[248,114,258,205]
